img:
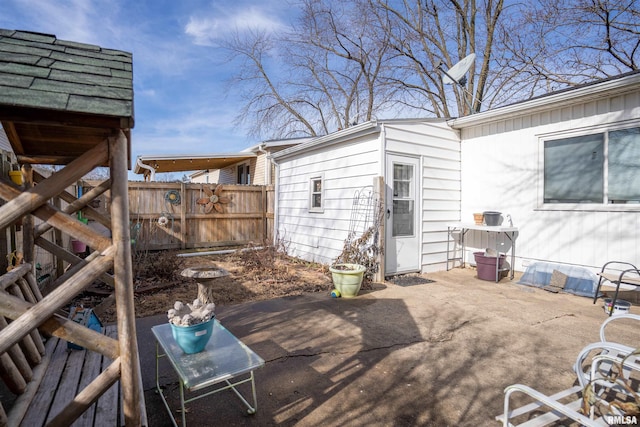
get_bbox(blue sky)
[0,0,295,176]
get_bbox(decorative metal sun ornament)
[196,184,231,213]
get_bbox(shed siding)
[384,122,461,272]
[276,120,461,274]
[277,134,382,264]
[459,87,640,272]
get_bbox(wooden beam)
[374,176,385,282]
[0,121,25,155]
[16,155,80,165]
[0,245,115,356]
[21,165,35,271]
[0,316,32,383]
[36,237,115,288]
[24,271,43,304]
[0,181,112,252]
[110,131,145,425]
[0,107,131,130]
[46,358,121,427]
[0,264,31,290]
[0,292,119,359]
[6,338,57,427]
[6,283,46,363]
[33,177,112,237]
[0,138,108,229]
[0,348,26,395]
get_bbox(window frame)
[308,175,324,213]
[538,121,640,212]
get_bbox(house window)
[543,126,640,204]
[237,163,250,184]
[309,176,323,212]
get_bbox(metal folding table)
[447,223,518,282]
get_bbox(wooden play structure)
[0,29,146,425]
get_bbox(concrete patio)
[136,268,640,427]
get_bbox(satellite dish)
[441,53,476,85]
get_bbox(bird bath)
[180,266,230,304]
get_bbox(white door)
[385,154,420,274]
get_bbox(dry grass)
[91,244,331,323]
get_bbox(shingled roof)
[0,29,134,165]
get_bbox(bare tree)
[497,0,639,98]
[224,28,318,139]
[224,0,399,138]
[370,0,505,116]
[221,0,640,139]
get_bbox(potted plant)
[330,215,383,297]
[329,263,367,297]
[167,298,216,354]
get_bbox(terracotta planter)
[329,263,366,298]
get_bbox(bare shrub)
[133,250,182,281]
[232,239,296,284]
[333,196,384,288]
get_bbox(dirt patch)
[76,247,333,324]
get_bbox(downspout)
[136,158,156,182]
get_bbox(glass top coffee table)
[152,320,265,427]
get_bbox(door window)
[392,163,414,237]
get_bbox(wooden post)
[180,181,187,249]
[21,165,34,273]
[109,131,145,425]
[261,185,267,242]
[53,197,65,279]
[374,176,385,282]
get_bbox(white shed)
[271,119,461,275]
[450,70,640,273]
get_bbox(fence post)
[180,182,187,249]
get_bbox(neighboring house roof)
[0,29,134,165]
[135,153,257,178]
[136,137,314,180]
[450,70,640,128]
[241,136,315,153]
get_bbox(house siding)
[0,126,10,152]
[254,152,267,185]
[457,86,640,272]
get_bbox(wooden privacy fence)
[85,182,275,251]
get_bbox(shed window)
[543,126,640,204]
[309,177,323,212]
